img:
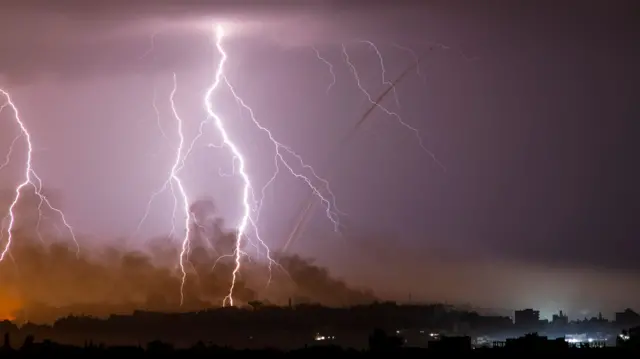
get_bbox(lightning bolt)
[285,45,440,253]
[0,136,21,173]
[152,85,170,141]
[139,31,159,61]
[199,24,341,306]
[357,40,401,108]
[135,24,341,306]
[202,24,257,307]
[307,42,442,169]
[0,88,79,262]
[132,83,184,243]
[393,43,422,79]
[341,43,445,170]
[166,74,193,306]
[133,74,193,307]
[312,47,336,93]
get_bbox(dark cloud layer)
[0,0,439,83]
[2,0,636,83]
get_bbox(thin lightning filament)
[0,88,79,262]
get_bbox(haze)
[0,0,638,321]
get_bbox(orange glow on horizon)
[0,289,21,321]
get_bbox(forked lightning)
[137,24,342,306]
[0,89,79,262]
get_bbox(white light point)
[0,88,79,262]
[203,24,342,307]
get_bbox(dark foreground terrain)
[0,330,639,358]
[1,303,639,357]
[1,341,640,358]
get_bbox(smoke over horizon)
[0,190,375,323]
[3,186,640,323]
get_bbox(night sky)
[0,0,638,318]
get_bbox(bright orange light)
[0,289,21,321]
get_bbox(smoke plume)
[0,189,375,323]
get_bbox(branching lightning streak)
[223,78,342,229]
[167,74,193,306]
[200,24,341,306]
[152,86,169,141]
[393,44,422,78]
[0,88,79,262]
[0,103,23,173]
[133,73,194,305]
[0,135,22,172]
[311,47,336,93]
[146,31,169,142]
[132,83,185,241]
[139,32,159,61]
[283,50,430,254]
[135,25,342,306]
[357,40,401,108]
[341,44,445,171]
[202,24,253,307]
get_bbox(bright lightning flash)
[0,88,79,262]
[200,24,341,306]
[135,24,342,306]
[167,74,193,305]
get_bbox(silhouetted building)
[514,309,540,328]
[617,326,640,349]
[506,333,568,351]
[1,303,637,351]
[552,310,568,326]
[616,308,640,328]
[368,329,403,352]
[429,336,471,351]
[2,333,10,349]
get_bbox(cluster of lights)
[314,333,336,341]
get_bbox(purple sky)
[0,0,638,318]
